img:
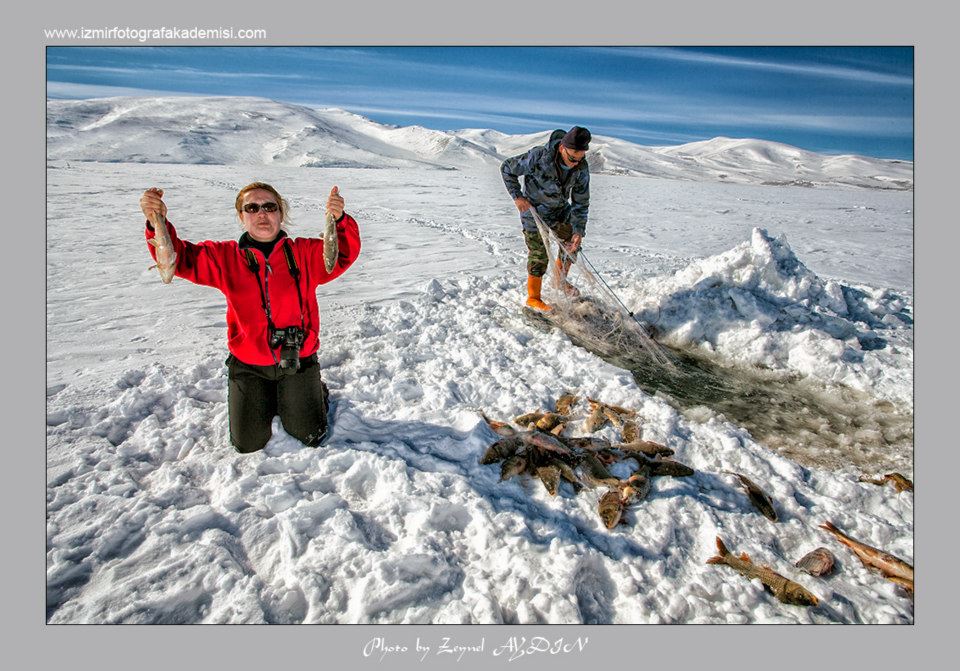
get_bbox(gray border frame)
[27,1,948,669]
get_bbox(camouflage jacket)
[500,128,590,236]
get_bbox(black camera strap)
[280,243,306,334]
[244,243,306,366]
[243,249,272,326]
[243,249,280,366]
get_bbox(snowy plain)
[46,98,913,624]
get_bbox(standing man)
[501,126,591,312]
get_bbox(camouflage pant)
[524,220,577,277]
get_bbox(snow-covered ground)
[46,99,913,624]
[47,159,913,624]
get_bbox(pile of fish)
[479,395,695,529]
[479,393,915,608]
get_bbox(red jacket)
[145,215,361,366]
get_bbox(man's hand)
[140,187,167,222]
[327,185,344,220]
[564,233,582,254]
[513,196,532,213]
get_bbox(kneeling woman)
[140,182,361,452]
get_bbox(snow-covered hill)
[654,137,913,190]
[47,97,912,190]
[46,97,500,170]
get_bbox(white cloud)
[46,82,205,100]
[46,63,305,80]
[589,47,913,86]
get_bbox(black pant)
[227,353,329,453]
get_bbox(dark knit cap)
[561,126,591,151]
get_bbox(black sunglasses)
[242,201,279,214]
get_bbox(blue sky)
[47,46,913,159]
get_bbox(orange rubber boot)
[525,274,552,312]
[556,258,581,297]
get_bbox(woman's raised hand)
[140,187,167,222]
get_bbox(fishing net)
[530,209,676,370]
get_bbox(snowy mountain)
[46,97,471,169]
[653,137,913,190]
[47,97,912,190]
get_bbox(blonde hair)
[235,182,291,230]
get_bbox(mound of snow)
[630,228,913,406]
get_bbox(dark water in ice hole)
[524,308,914,476]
